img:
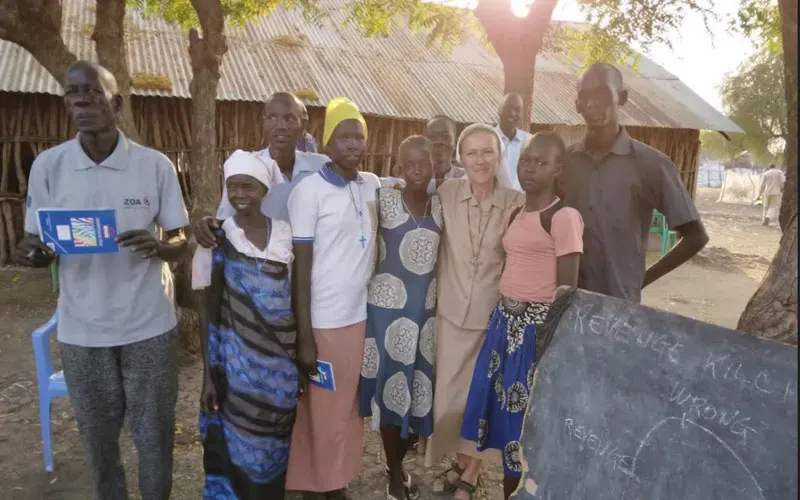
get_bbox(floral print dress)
[359,187,442,438]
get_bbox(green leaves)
[573,0,718,55]
[735,0,782,53]
[716,47,786,163]
[128,0,325,30]
[343,0,466,53]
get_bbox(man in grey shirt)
[558,63,709,302]
[16,61,189,500]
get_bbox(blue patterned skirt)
[200,324,299,499]
[200,233,299,499]
[461,297,550,477]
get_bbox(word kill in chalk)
[569,305,684,364]
[701,352,796,403]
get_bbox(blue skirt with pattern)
[461,297,550,477]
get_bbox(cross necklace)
[466,197,492,269]
[347,183,367,248]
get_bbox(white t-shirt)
[288,166,380,329]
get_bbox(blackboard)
[513,289,798,500]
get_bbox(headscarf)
[217,150,283,220]
[322,97,368,147]
[455,123,513,189]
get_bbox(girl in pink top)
[461,131,584,499]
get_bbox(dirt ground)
[0,187,781,499]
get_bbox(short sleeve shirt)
[287,165,380,329]
[557,127,700,303]
[24,132,190,347]
[499,199,584,303]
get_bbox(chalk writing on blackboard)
[702,353,796,403]
[514,289,797,500]
[570,305,684,364]
[625,415,766,500]
[563,417,634,476]
[668,381,766,445]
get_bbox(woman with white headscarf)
[424,123,524,500]
[191,150,298,499]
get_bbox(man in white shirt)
[494,92,532,191]
[755,163,786,226]
[192,93,329,246]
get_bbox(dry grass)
[79,24,94,38]
[132,72,174,92]
[294,88,320,101]
[271,33,309,48]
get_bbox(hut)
[0,0,742,264]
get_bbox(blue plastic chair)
[31,313,67,472]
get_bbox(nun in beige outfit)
[424,123,524,499]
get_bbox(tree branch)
[189,0,227,77]
[0,0,76,85]
[93,0,140,140]
[185,0,227,216]
[474,0,519,64]
[525,0,559,47]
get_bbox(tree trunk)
[175,0,227,352]
[93,0,139,141]
[475,0,558,128]
[187,0,226,217]
[503,57,538,131]
[0,0,77,91]
[778,0,797,231]
[737,0,798,343]
[737,214,798,344]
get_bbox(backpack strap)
[540,199,567,236]
[507,205,524,230]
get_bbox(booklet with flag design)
[37,208,119,255]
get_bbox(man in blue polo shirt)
[16,61,189,500]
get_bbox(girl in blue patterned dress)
[360,136,442,500]
[191,150,299,499]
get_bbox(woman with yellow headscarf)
[285,98,380,499]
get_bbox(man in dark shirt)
[558,63,709,302]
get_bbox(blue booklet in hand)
[37,208,120,255]
[309,360,336,391]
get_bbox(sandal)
[431,462,464,496]
[453,478,478,500]
[386,484,404,500]
[383,466,419,499]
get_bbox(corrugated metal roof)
[0,0,742,132]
